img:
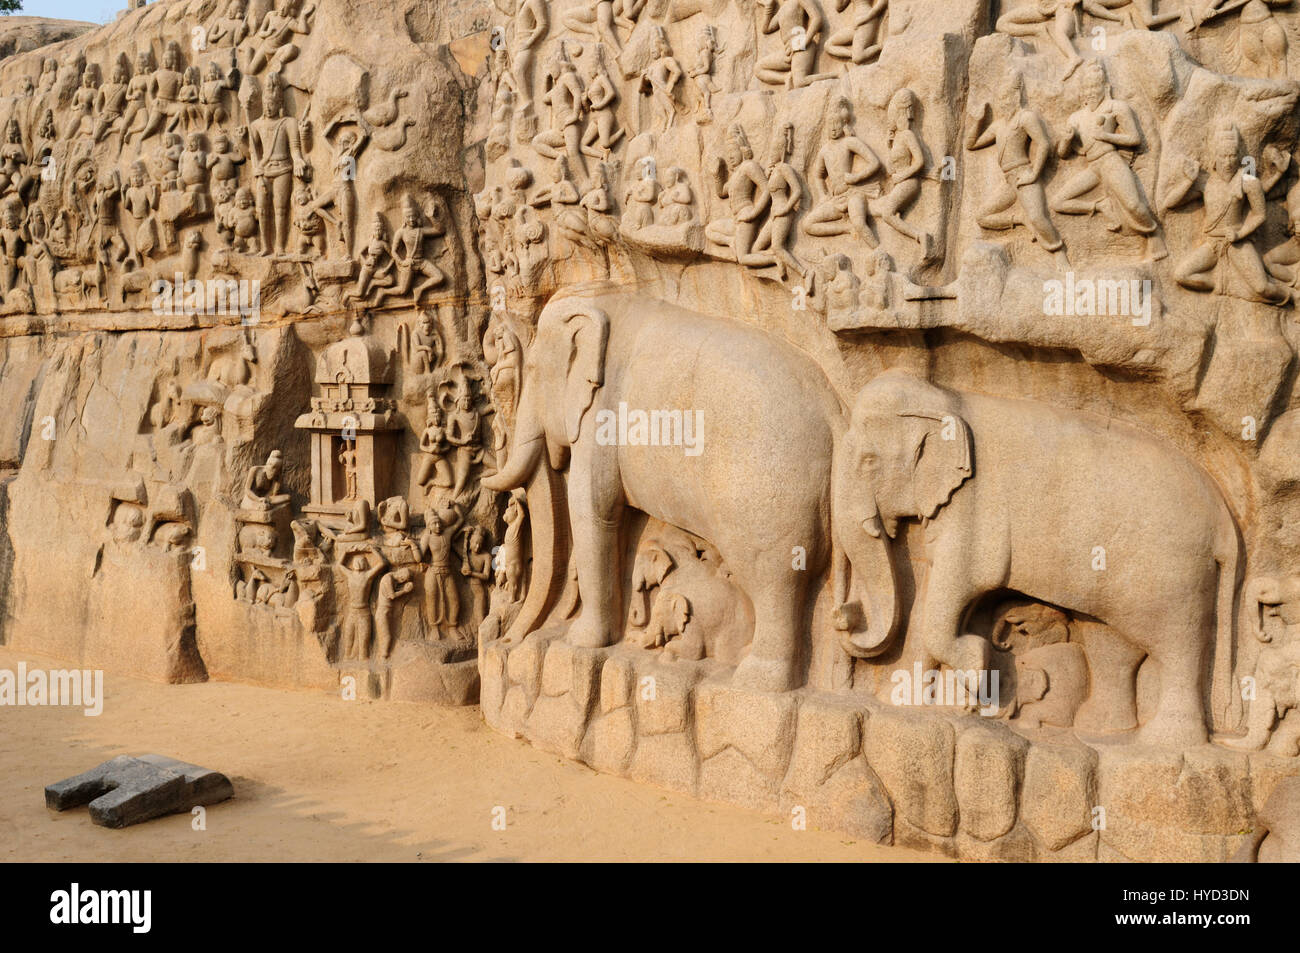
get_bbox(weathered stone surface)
[954,725,1026,842]
[862,710,958,838]
[695,680,797,782]
[46,754,233,829]
[1021,742,1097,853]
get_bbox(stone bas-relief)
[2,0,1300,862]
[469,0,1300,861]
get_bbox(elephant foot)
[732,653,797,693]
[943,635,990,691]
[566,614,613,648]
[1138,711,1208,748]
[1216,732,1267,752]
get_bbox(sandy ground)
[0,647,936,862]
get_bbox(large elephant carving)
[839,370,1242,746]
[482,290,899,692]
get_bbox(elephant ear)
[561,306,609,445]
[901,409,973,521]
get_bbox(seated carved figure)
[241,451,291,511]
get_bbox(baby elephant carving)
[993,601,1088,730]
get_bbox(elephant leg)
[1138,620,1209,746]
[1074,621,1145,735]
[733,563,805,693]
[566,470,623,648]
[918,577,988,695]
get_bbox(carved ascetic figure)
[965,70,1068,266]
[826,0,888,65]
[1050,60,1166,260]
[1221,575,1300,755]
[483,291,895,692]
[339,548,385,660]
[311,126,368,259]
[242,450,291,510]
[756,0,836,88]
[802,97,881,241]
[657,166,696,227]
[623,160,659,229]
[1161,122,1290,304]
[838,370,1241,746]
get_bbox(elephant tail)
[1211,508,1245,734]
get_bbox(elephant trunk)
[831,443,900,659]
[482,391,545,493]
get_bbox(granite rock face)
[46,754,234,829]
[3,0,1300,859]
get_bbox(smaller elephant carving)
[1219,575,1300,756]
[993,600,1088,730]
[626,524,752,664]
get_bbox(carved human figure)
[874,88,935,261]
[200,60,236,129]
[460,526,494,628]
[538,154,588,249]
[0,120,28,201]
[826,0,888,65]
[121,49,154,141]
[562,0,620,50]
[445,382,483,497]
[657,166,696,227]
[965,71,1068,266]
[175,65,204,131]
[95,57,132,143]
[375,568,415,659]
[208,0,251,48]
[756,0,836,88]
[534,43,588,174]
[484,320,522,426]
[422,508,464,633]
[248,74,307,255]
[704,124,773,265]
[802,97,881,242]
[342,215,394,306]
[338,438,360,501]
[404,311,442,375]
[487,83,515,162]
[242,450,291,510]
[416,399,453,490]
[1161,123,1289,304]
[339,548,385,660]
[310,127,368,258]
[493,0,549,120]
[137,41,187,141]
[373,196,446,307]
[689,25,720,122]
[581,44,624,160]
[228,187,262,253]
[247,0,316,76]
[63,66,99,142]
[640,28,684,133]
[579,163,620,245]
[754,122,807,283]
[122,161,161,266]
[1050,61,1165,260]
[1191,0,1289,78]
[0,197,30,299]
[623,160,659,230]
[996,0,1123,80]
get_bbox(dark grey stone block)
[46,755,234,829]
